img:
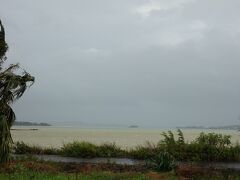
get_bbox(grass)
[0,160,151,179]
[0,172,148,180]
[14,141,59,155]
[1,169,240,180]
[0,172,72,180]
[61,141,98,158]
[13,131,240,162]
[0,160,240,180]
[128,141,157,159]
[61,141,125,158]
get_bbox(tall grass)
[14,141,59,155]
[61,141,125,158]
[61,141,98,158]
[129,141,158,159]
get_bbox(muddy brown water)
[11,127,240,149]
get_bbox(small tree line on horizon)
[0,19,34,163]
[13,121,51,126]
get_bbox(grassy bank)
[0,158,240,179]
[13,130,240,162]
[0,172,148,180]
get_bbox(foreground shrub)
[129,141,159,159]
[196,132,231,148]
[14,141,59,155]
[158,129,186,161]
[97,143,124,157]
[158,130,240,162]
[61,141,98,158]
[148,151,176,172]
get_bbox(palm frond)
[0,19,34,164]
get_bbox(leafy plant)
[0,20,34,163]
[148,151,176,172]
[196,132,231,148]
[177,129,185,145]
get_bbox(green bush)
[158,130,240,162]
[158,129,186,161]
[129,141,159,159]
[61,141,98,158]
[196,132,231,148]
[148,151,176,172]
[97,143,124,157]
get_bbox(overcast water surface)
[11,126,240,148]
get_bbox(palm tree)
[0,20,34,163]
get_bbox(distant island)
[13,121,51,126]
[128,125,139,128]
[177,125,240,131]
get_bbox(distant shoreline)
[11,128,38,131]
[13,121,51,126]
[177,125,240,131]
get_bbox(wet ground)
[15,154,240,170]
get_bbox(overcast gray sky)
[1,0,240,127]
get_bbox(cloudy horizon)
[1,0,240,128]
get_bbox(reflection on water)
[11,126,240,148]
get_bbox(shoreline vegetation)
[6,130,240,179]
[13,130,240,162]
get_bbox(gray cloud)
[1,0,240,127]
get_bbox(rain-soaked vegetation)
[14,130,240,162]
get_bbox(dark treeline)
[13,121,51,126]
